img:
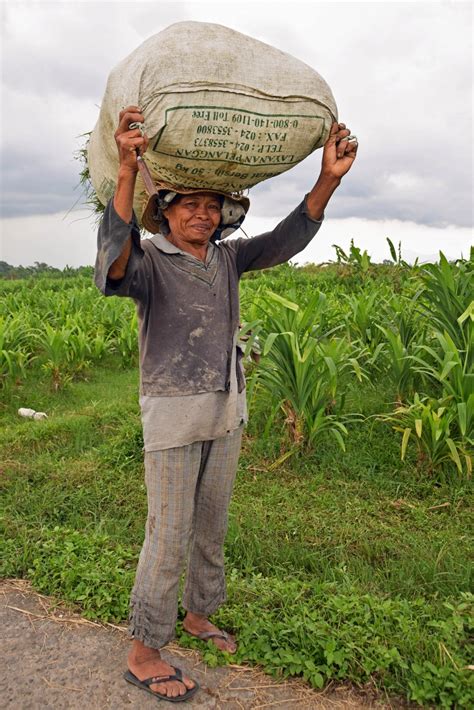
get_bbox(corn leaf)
[415,419,423,438]
[401,427,412,460]
[265,291,299,312]
[446,438,463,473]
[458,301,474,325]
[386,237,398,263]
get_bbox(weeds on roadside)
[2,250,474,707]
[4,524,472,708]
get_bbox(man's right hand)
[109,106,149,277]
[114,106,149,174]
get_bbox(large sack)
[88,21,337,222]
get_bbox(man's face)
[163,193,222,246]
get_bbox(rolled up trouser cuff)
[182,583,226,618]
[128,595,176,649]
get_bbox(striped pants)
[128,426,243,649]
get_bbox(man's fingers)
[327,122,339,142]
[337,138,348,158]
[128,136,145,148]
[334,127,356,158]
[116,134,147,163]
[116,111,145,136]
[322,121,358,178]
[119,105,141,120]
[139,134,150,156]
[117,107,143,131]
[117,114,144,135]
[117,135,146,150]
[335,128,351,142]
[116,128,143,140]
[348,142,358,159]
[338,139,358,160]
[327,122,350,146]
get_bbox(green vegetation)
[1,249,473,707]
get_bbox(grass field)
[1,257,473,707]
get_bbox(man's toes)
[215,636,236,653]
[153,683,171,695]
[152,682,168,696]
[152,681,169,696]
[177,680,190,696]
[152,680,189,697]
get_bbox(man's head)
[141,183,249,241]
[162,192,223,247]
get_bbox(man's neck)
[166,234,209,262]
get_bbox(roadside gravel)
[1,580,398,709]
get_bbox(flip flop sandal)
[123,667,199,703]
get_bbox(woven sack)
[88,21,337,223]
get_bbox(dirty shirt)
[94,197,323,450]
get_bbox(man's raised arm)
[107,106,149,281]
[232,121,359,275]
[305,121,358,220]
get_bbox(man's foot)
[127,640,196,700]
[183,612,237,653]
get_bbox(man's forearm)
[305,120,358,219]
[305,173,341,221]
[113,167,137,222]
[108,168,137,280]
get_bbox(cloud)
[2,2,142,99]
[1,209,98,269]
[1,1,472,230]
[1,208,471,270]
[0,85,98,217]
[289,216,473,266]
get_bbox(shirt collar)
[149,233,216,264]
[149,232,182,254]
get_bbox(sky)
[1,0,472,267]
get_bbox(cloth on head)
[141,183,249,241]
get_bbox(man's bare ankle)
[184,611,206,625]
[129,640,162,663]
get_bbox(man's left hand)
[321,122,358,180]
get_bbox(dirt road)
[1,580,394,709]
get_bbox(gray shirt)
[95,197,323,398]
[139,332,247,451]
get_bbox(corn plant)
[376,325,423,403]
[375,294,425,401]
[100,298,135,338]
[68,328,92,375]
[115,310,139,367]
[0,316,31,388]
[415,330,473,404]
[0,348,27,389]
[410,327,473,459]
[36,323,75,389]
[332,239,372,272]
[417,250,473,352]
[343,290,386,363]
[386,237,419,270]
[254,290,361,451]
[379,393,472,477]
[89,329,113,361]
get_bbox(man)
[95,106,358,702]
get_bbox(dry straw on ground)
[1,579,402,708]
